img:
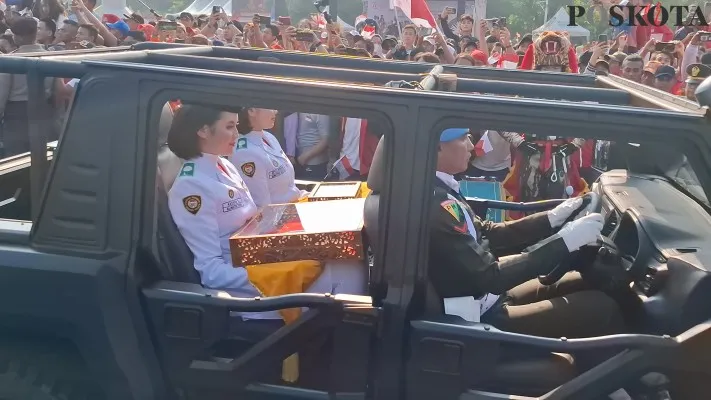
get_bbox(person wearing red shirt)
[263,25,283,49]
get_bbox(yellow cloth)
[245,260,323,382]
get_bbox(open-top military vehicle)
[0,45,710,400]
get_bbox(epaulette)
[179,162,195,177]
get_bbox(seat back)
[364,136,442,314]
[157,103,184,191]
[155,103,201,284]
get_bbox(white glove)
[574,192,599,220]
[558,213,604,252]
[548,197,584,228]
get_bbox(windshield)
[662,156,709,207]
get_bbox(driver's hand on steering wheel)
[558,213,604,252]
[548,193,600,228]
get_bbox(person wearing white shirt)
[167,104,366,320]
[229,108,306,208]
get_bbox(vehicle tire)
[0,337,105,400]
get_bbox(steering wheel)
[537,192,602,286]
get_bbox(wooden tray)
[230,198,366,265]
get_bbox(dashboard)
[595,170,711,335]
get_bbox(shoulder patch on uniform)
[241,162,256,177]
[236,138,248,150]
[183,195,202,215]
[440,200,464,223]
[453,223,468,234]
[179,162,195,177]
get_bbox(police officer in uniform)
[230,108,307,207]
[684,63,711,102]
[167,105,366,320]
[430,128,626,338]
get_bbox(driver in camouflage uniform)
[429,128,626,338]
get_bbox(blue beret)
[440,128,469,142]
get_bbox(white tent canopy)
[179,2,354,29]
[533,8,589,41]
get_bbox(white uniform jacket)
[168,154,367,319]
[168,154,259,293]
[229,130,304,207]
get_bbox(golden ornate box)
[307,181,363,202]
[230,198,366,266]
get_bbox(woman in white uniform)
[167,104,366,320]
[229,108,307,207]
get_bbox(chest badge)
[271,158,279,168]
[241,162,256,178]
[237,138,248,149]
[183,195,202,215]
[228,189,234,198]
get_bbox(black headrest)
[367,136,385,193]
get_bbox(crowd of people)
[0,2,704,208]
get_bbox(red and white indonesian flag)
[474,131,493,157]
[390,0,437,29]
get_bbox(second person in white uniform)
[229,108,307,207]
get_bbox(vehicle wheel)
[0,338,104,400]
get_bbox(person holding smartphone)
[262,24,283,49]
[438,7,474,49]
[389,24,423,60]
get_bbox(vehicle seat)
[364,136,576,394]
[155,103,201,284]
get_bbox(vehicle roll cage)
[3,44,709,220]
[2,43,711,400]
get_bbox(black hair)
[414,52,440,63]
[237,108,253,134]
[10,17,38,41]
[79,23,99,40]
[39,18,57,36]
[167,104,227,160]
[84,0,97,7]
[623,54,644,65]
[265,24,279,38]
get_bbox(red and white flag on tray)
[390,0,437,29]
[474,131,493,157]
